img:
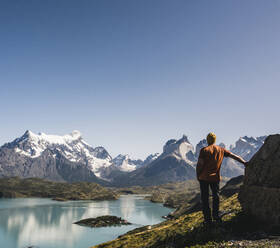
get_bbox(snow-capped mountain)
[0,130,159,183]
[162,135,196,166]
[0,130,268,185]
[112,154,143,172]
[96,152,160,181]
[111,135,197,187]
[112,134,267,186]
[3,130,112,178]
[143,153,160,166]
[111,153,160,172]
[230,136,266,161]
[220,136,267,178]
[194,139,208,159]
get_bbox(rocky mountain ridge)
[1,130,112,178]
[0,130,160,183]
[0,130,267,186]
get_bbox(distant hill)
[0,177,117,201]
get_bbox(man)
[196,132,247,225]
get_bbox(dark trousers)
[199,180,220,222]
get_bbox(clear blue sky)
[0,0,279,159]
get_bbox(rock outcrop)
[239,134,280,227]
[220,175,244,197]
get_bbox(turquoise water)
[0,195,172,248]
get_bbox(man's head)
[207,132,216,145]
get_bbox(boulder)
[239,134,280,226]
[220,175,244,197]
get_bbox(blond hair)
[207,132,216,145]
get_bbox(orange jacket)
[197,144,231,182]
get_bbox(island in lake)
[74,215,131,227]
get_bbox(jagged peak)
[22,130,37,138]
[236,135,266,146]
[197,139,207,146]
[179,134,190,144]
[69,130,82,139]
[194,139,208,158]
[230,135,267,153]
[239,136,257,143]
[164,135,191,148]
[145,152,160,159]
[20,130,83,144]
[114,154,129,160]
[23,130,31,136]
[113,154,141,162]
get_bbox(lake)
[0,195,173,248]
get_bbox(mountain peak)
[230,135,267,161]
[23,130,36,138]
[176,134,191,144]
[21,130,83,144]
[69,130,82,139]
[3,130,112,177]
[112,154,143,172]
[181,134,190,143]
[23,130,31,136]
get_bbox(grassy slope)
[92,194,280,248]
[0,177,118,201]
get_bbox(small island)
[74,215,131,227]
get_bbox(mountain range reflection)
[0,195,171,248]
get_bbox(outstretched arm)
[228,152,247,166]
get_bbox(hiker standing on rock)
[196,132,247,225]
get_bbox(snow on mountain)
[194,139,208,159]
[111,135,197,187]
[179,135,267,179]
[109,152,160,173]
[220,136,267,178]
[0,130,268,182]
[4,130,112,177]
[143,153,160,166]
[112,154,143,172]
[162,135,195,166]
[230,136,266,161]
